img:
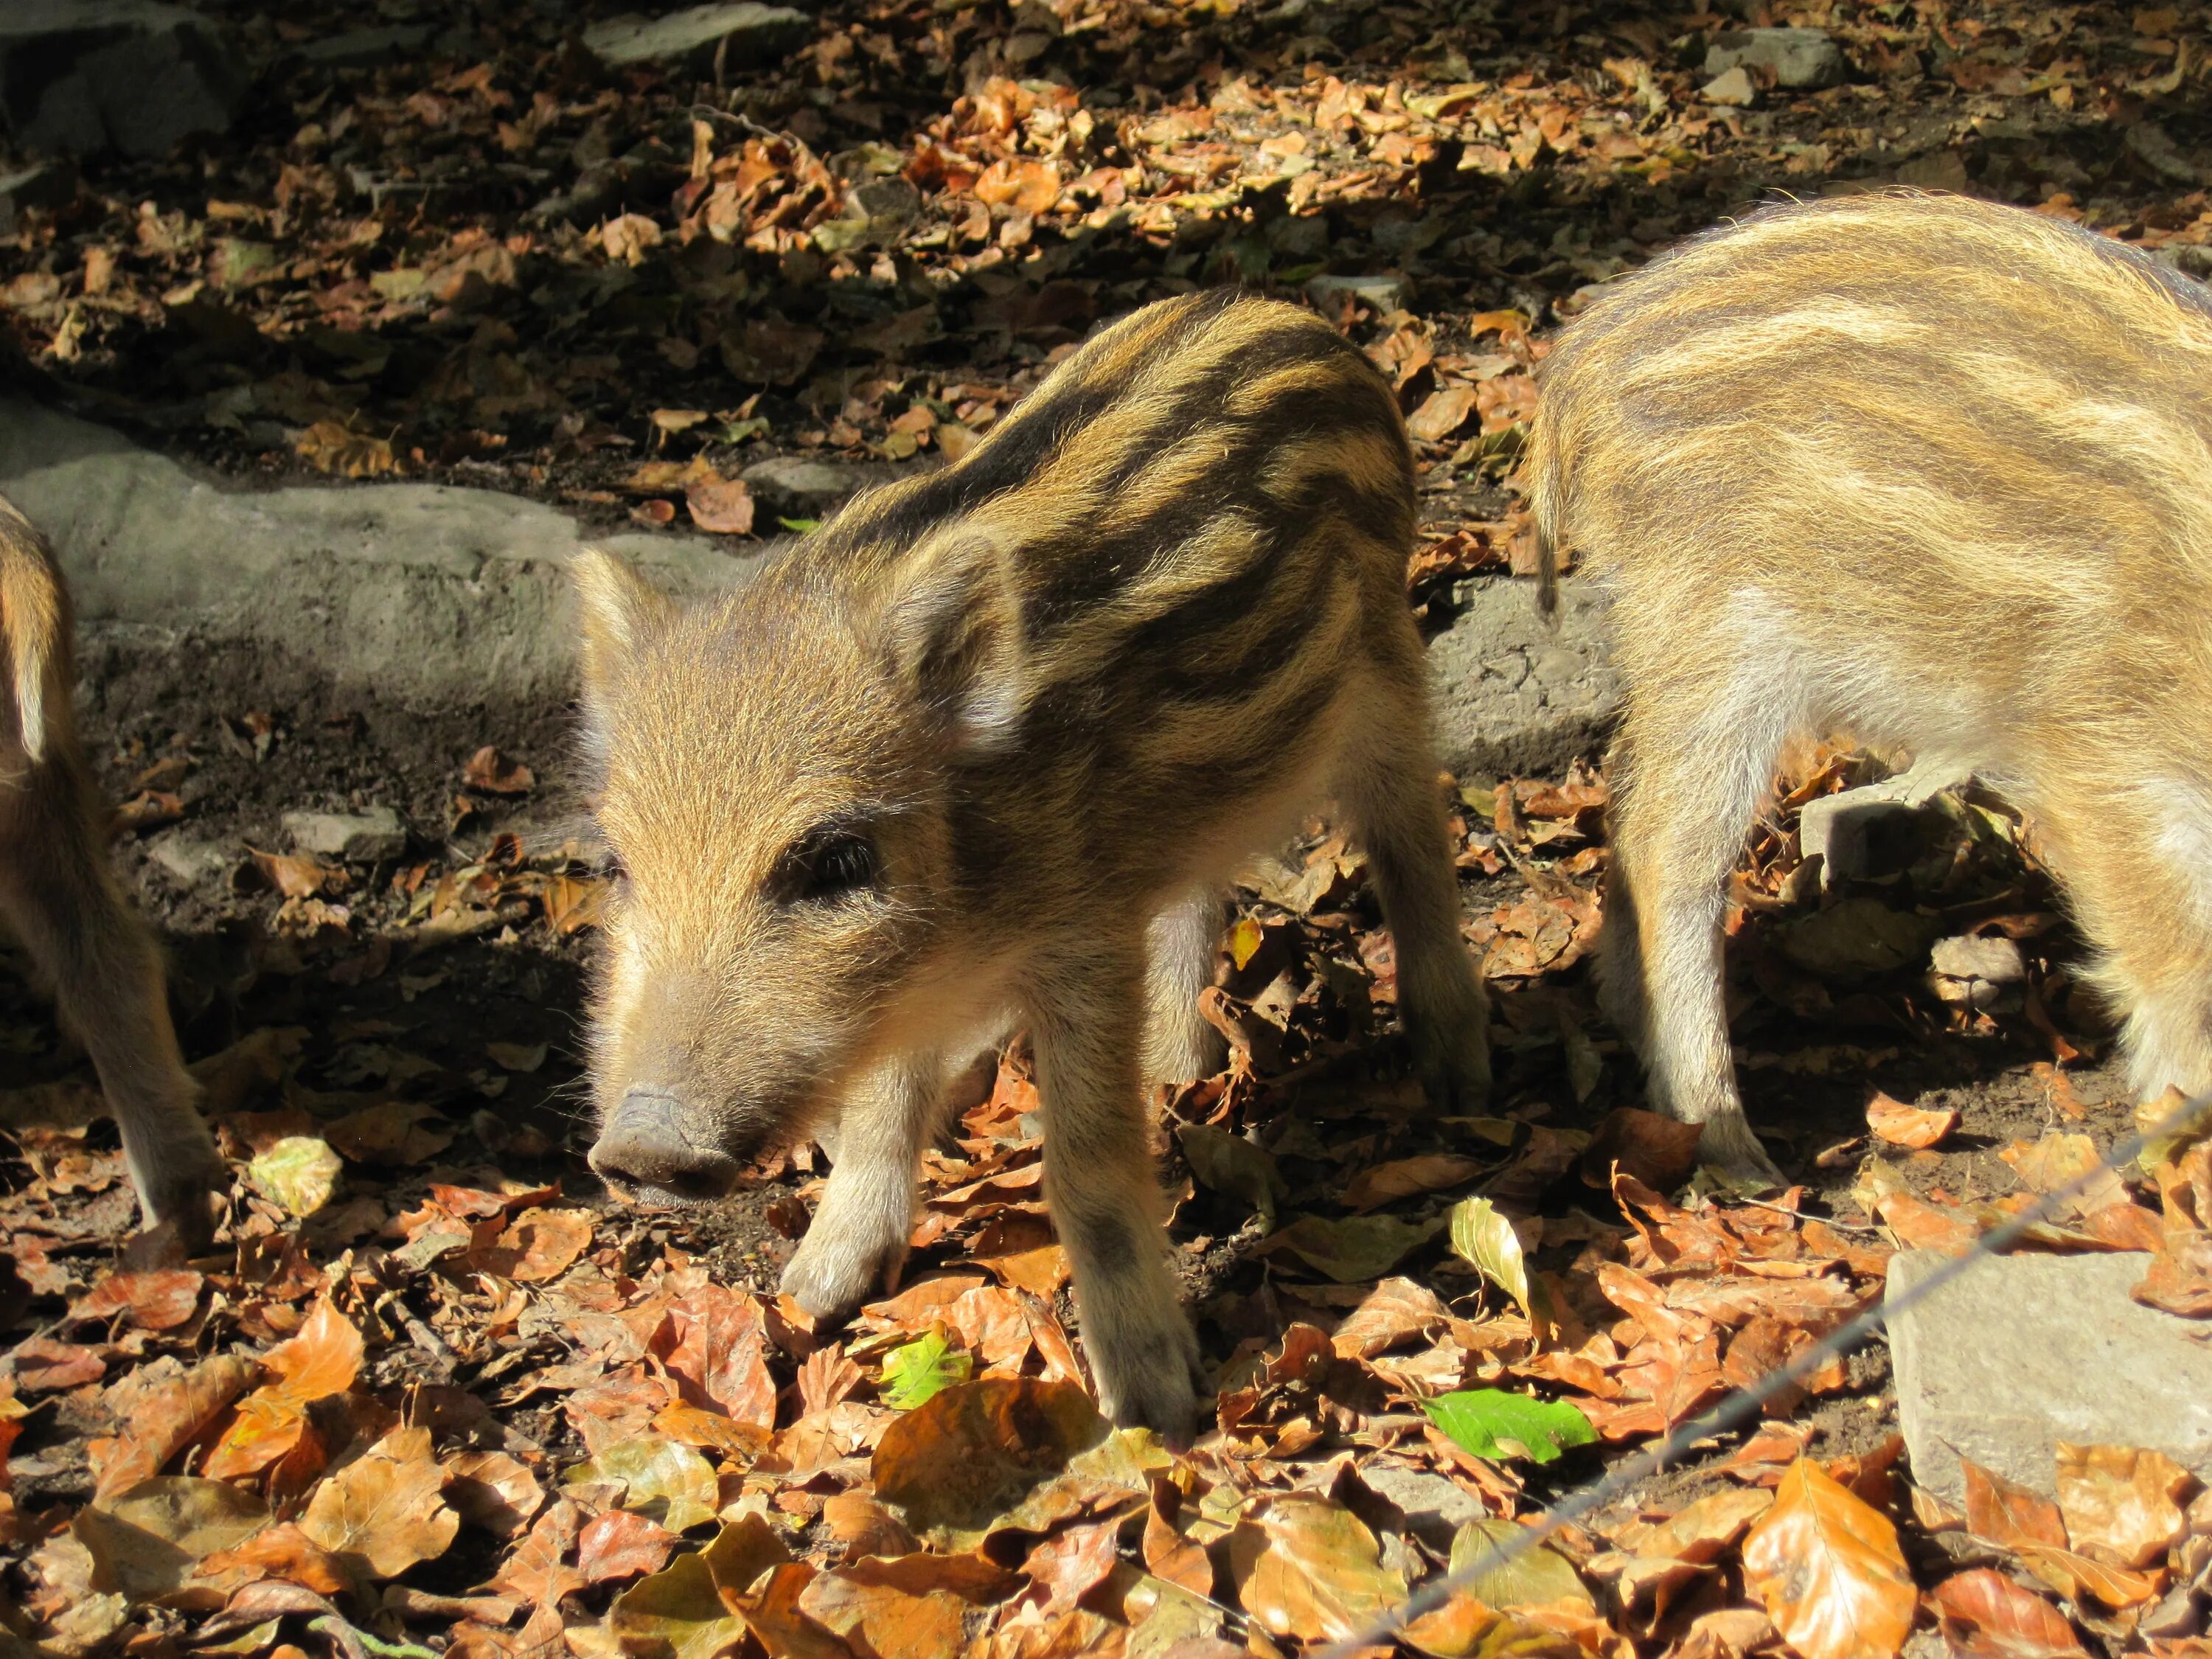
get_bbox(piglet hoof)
[1409,1018,1492,1115]
[780,1231,906,1325]
[1695,1113,1787,1193]
[1091,1312,1208,1447]
[137,1141,227,1256]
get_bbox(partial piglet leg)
[1606,674,1790,1183]
[1142,886,1225,1088]
[2033,778,2212,1109]
[0,750,223,1245]
[781,1054,943,1320]
[1336,661,1492,1110]
[1029,942,1203,1440]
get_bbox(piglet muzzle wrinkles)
[588,1088,743,1202]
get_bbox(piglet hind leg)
[1029,943,1206,1442]
[2045,785,2212,1113]
[1605,687,1790,1188]
[0,752,224,1248]
[1141,886,1227,1088]
[780,1054,944,1321]
[1335,669,1492,1110]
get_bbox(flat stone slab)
[0,399,751,714]
[1887,1248,2212,1503]
[584,4,812,69]
[282,807,407,863]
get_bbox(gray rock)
[1887,1248,2212,1503]
[146,832,232,888]
[1423,574,1618,780]
[0,161,75,236]
[282,807,407,863]
[740,455,891,520]
[1700,65,1758,107]
[0,1,246,158]
[0,397,754,717]
[1930,933,2025,984]
[1360,1465,1486,1547]
[1797,757,1971,886]
[1705,27,1848,91]
[293,24,435,69]
[1305,273,1412,316]
[583,4,813,70]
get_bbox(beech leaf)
[1740,1458,1916,1659]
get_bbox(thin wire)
[1312,1088,2212,1659]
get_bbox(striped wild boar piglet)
[1,493,225,1245]
[573,291,1491,1436]
[1530,189,2212,1183]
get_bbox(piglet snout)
[590,1091,742,1201]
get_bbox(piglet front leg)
[1030,946,1206,1443]
[0,748,224,1249]
[780,1057,941,1321]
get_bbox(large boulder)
[0,1,245,158]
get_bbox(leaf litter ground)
[6,0,2212,1655]
[6,689,2208,1659]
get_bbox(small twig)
[1733,1193,1887,1234]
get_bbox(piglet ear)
[873,525,1028,754]
[570,549,675,737]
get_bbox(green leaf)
[1419,1390,1596,1465]
[563,1435,720,1531]
[776,517,818,534]
[1178,1123,1285,1224]
[248,1135,342,1217]
[1447,1197,1533,1323]
[1447,1517,1594,1609]
[880,1326,972,1411]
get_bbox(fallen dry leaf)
[1865,1093,1959,1150]
[2051,1443,2191,1569]
[298,1425,459,1578]
[1930,1569,2086,1659]
[1741,1458,1916,1659]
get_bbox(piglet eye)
[775,830,879,903]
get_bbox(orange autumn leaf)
[299,1425,459,1578]
[2052,1443,2191,1570]
[1961,1458,2067,1552]
[2015,1543,2159,1610]
[1930,1569,2086,1659]
[205,1300,364,1481]
[1741,1458,1916,1659]
[686,476,755,535]
[69,1269,205,1331]
[467,1208,594,1283]
[89,1354,257,1500]
[462,745,535,796]
[1865,1093,1959,1150]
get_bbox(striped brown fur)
[1528,189,2212,1178]
[0,493,223,1242]
[573,291,1490,1436]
